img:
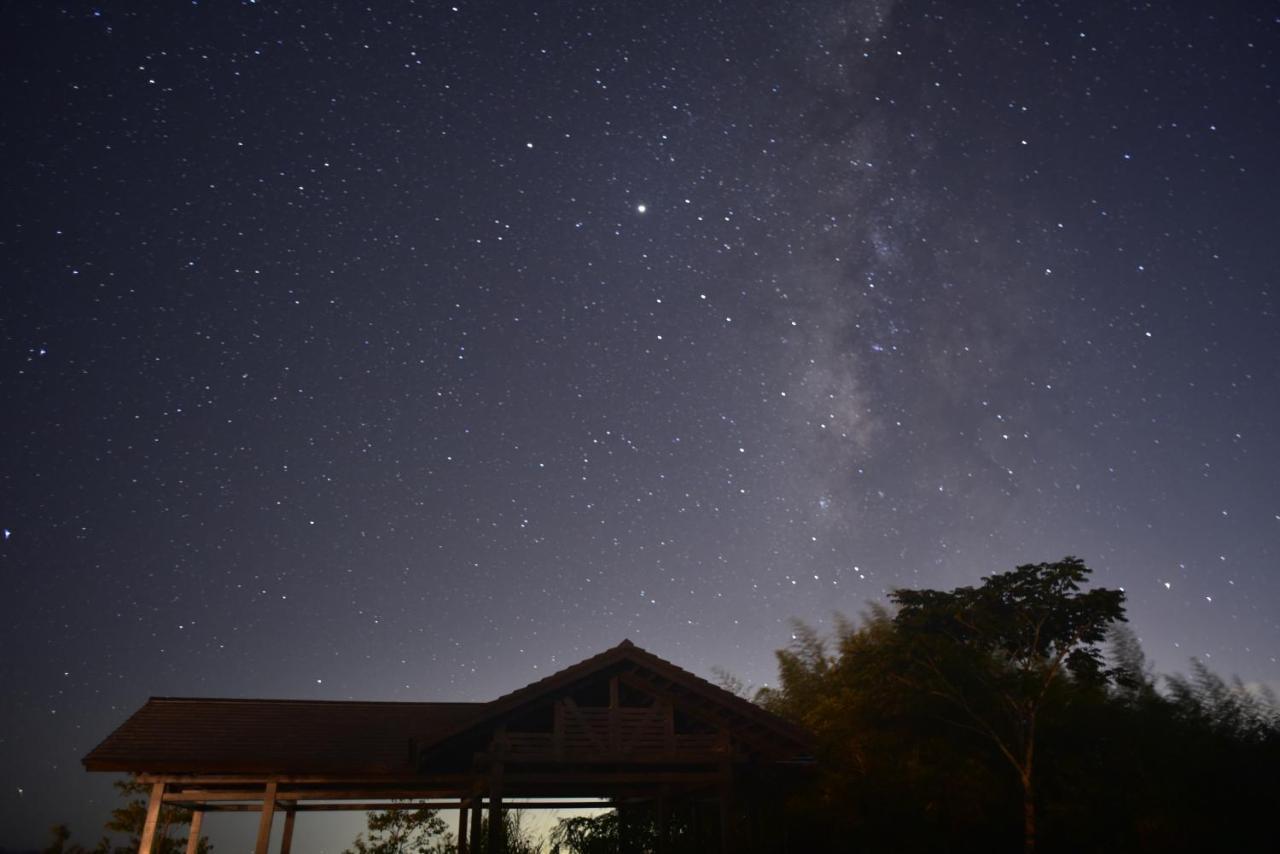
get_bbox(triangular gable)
[417,640,812,767]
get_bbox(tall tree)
[889,557,1126,854]
[760,610,1010,853]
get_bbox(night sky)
[3,0,1278,849]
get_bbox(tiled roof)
[82,697,482,774]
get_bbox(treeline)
[753,558,1279,854]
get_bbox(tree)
[889,557,1126,854]
[42,824,108,854]
[760,609,1011,853]
[468,809,538,854]
[41,777,208,854]
[762,572,1278,853]
[549,812,622,854]
[549,804,708,854]
[104,777,212,854]
[343,806,452,854]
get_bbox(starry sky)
[2,0,1278,849]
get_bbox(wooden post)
[279,807,296,854]
[487,763,505,854]
[184,810,203,854]
[457,803,469,854]
[657,790,670,854]
[719,758,736,854]
[486,793,505,854]
[469,795,483,853]
[254,781,277,854]
[719,788,733,854]
[137,781,165,854]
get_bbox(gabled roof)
[417,639,812,759]
[83,640,811,775]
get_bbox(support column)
[486,794,504,854]
[719,758,737,854]
[657,790,671,854]
[184,810,203,854]
[469,795,483,852]
[137,781,165,854]
[279,807,296,854]
[486,763,505,854]
[254,781,278,854]
[457,803,469,854]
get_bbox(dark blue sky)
[3,1,1278,849]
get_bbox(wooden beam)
[279,808,296,854]
[504,771,723,785]
[253,781,277,854]
[469,795,483,853]
[657,789,670,854]
[141,773,464,784]
[184,811,203,854]
[138,781,165,854]
[486,793,504,854]
[472,750,726,766]
[163,799,617,813]
[165,787,469,802]
[487,764,504,854]
[456,803,469,854]
[718,761,735,854]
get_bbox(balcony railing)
[500,707,721,759]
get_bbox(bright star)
[636,203,647,213]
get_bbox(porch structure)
[83,640,814,853]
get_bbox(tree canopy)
[342,806,451,854]
[889,558,1126,852]
[759,556,1279,854]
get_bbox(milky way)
[2,1,1277,848]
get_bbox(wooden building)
[84,640,814,853]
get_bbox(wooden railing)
[500,706,721,759]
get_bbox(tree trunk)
[1022,778,1036,854]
